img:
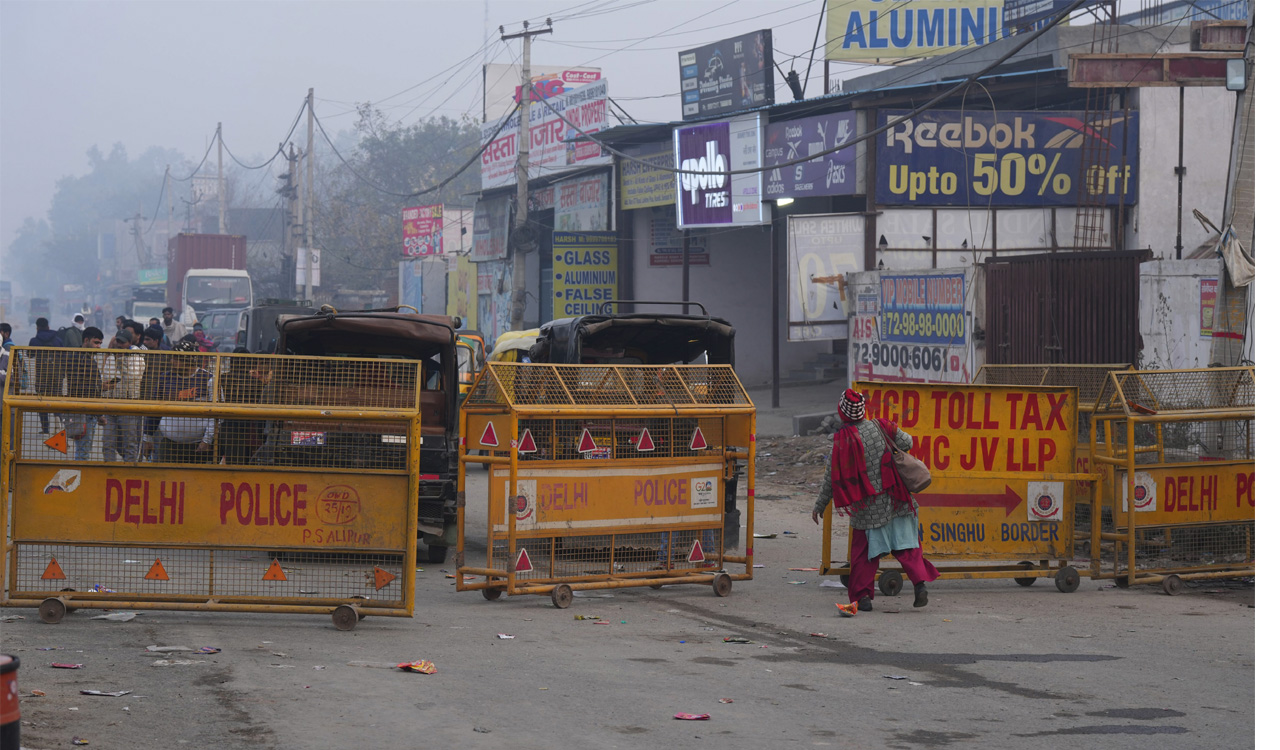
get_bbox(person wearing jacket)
[812,389,939,616]
[142,338,215,463]
[99,332,145,462]
[27,317,64,434]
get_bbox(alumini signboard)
[679,30,774,120]
[673,114,769,230]
[826,0,1008,62]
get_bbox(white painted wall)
[1127,86,1236,258]
[629,206,827,386]
[1138,259,1220,370]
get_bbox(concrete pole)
[217,123,226,234]
[306,88,315,303]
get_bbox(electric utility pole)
[501,19,552,331]
[217,123,226,234]
[306,88,316,304]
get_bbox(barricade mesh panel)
[7,348,420,411]
[1094,367,1254,415]
[511,417,727,461]
[7,409,411,470]
[12,544,406,604]
[973,364,1130,411]
[491,528,724,582]
[464,364,751,409]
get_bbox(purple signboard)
[675,121,732,227]
[763,112,860,200]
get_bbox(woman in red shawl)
[811,389,938,616]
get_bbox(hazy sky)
[0,0,869,254]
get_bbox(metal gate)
[456,363,755,608]
[2,347,420,629]
[984,250,1148,365]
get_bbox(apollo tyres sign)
[674,114,769,229]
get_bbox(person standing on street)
[27,317,64,434]
[812,389,938,616]
[64,326,105,460]
[142,338,214,463]
[63,313,86,348]
[99,332,144,462]
[1,322,13,351]
[161,307,187,342]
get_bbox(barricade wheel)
[1055,567,1081,594]
[425,545,450,565]
[839,575,850,588]
[1161,575,1184,596]
[551,584,574,609]
[712,572,733,597]
[1015,561,1037,587]
[38,598,66,624]
[331,604,359,631]
[482,587,503,601]
[878,571,903,597]
[1115,575,1130,589]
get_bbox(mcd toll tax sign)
[856,381,1079,559]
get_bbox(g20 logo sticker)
[1026,481,1064,522]
[318,485,360,525]
[1121,471,1157,513]
[691,476,718,509]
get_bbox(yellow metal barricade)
[820,380,1099,594]
[1,347,420,629]
[973,364,1133,554]
[1089,367,1254,594]
[457,363,755,608]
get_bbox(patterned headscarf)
[838,388,865,423]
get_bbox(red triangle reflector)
[41,557,66,580]
[577,428,598,453]
[44,430,68,454]
[517,429,538,454]
[689,426,708,451]
[514,548,534,573]
[687,540,706,563]
[479,421,500,447]
[144,559,169,581]
[635,427,656,452]
[373,567,396,591]
[262,559,288,581]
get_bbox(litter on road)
[51,663,84,669]
[497,634,515,639]
[145,646,189,653]
[674,713,711,720]
[151,660,207,667]
[819,580,845,588]
[80,690,132,697]
[397,660,438,674]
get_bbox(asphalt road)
[3,468,1254,750]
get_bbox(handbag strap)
[872,419,902,456]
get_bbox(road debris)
[80,690,132,697]
[151,660,207,667]
[51,663,84,669]
[723,637,752,644]
[397,660,438,674]
[90,612,136,622]
[674,713,710,720]
[497,634,515,639]
[145,646,189,653]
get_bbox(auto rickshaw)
[488,328,540,363]
[456,330,486,398]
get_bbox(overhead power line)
[537,0,1095,178]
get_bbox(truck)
[273,307,460,564]
[167,233,251,325]
[126,285,167,324]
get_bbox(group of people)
[2,309,263,465]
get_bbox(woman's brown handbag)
[875,421,932,493]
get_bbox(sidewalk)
[746,381,843,436]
